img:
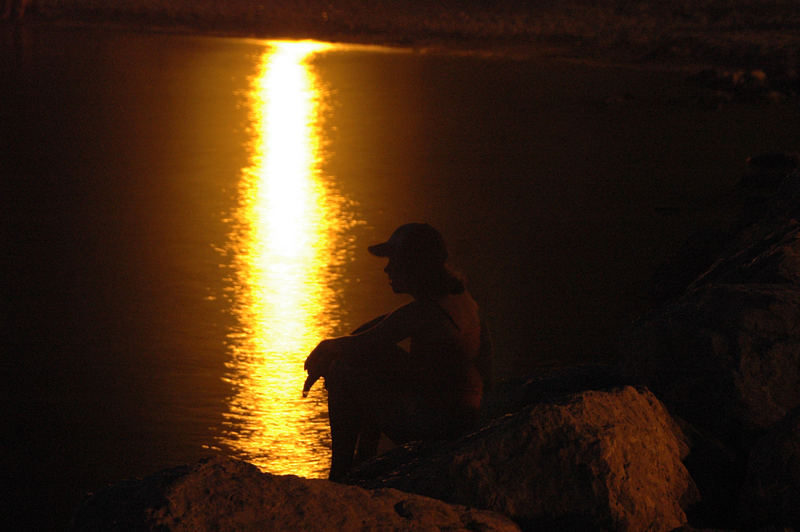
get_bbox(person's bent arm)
[303,301,431,394]
[337,301,427,352]
[350,314,388,335]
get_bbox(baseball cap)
[368,223,448,264]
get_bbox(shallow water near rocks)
[3,24,800,528]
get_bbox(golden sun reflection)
[218,41,355,478]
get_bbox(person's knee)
[326,358,346,382]
[326,357,361,391]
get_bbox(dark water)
[3,25,800,529]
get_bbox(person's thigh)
[327,350,418,438]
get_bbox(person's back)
[411,292,484,418]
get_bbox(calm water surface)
[3,25,800,528]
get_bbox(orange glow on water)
[217,41,358,478]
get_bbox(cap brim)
[367,242,393,257]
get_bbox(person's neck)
[412,290,442,301]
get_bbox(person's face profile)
[384,256,416,294]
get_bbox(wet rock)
[739,406,800,529]
[347,386,697,532]
[69,456,520,531]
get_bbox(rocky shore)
[70,159,800,530]
[13,2,797,530]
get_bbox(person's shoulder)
[396,298,439,314]
[438,291,479,312]
[390,298,445,323]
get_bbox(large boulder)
[650,168,800,304]
[620,172,800,528]
[620,281,800,439]
[69,456,520,531]
[621,172,800,441]
[347,386,697,532]
[688,220,800,287]
[739,405,800,529]
[619,279,800,528]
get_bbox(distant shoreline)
[8,1,800,72]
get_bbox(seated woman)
[303,223,492,480]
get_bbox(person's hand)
[303,339,340,396]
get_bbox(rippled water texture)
[217,41,356,477]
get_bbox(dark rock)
[651,166,800,304]
[620,282,800,439]
[677,417,752,529]
[347,386,697,532]
[69,456,520,531]
[739,406,800,529]
[649,227,734,303]
[633,180,800,431]
[621,279,800,528]
[689,222,800,287]
[746,152,800,172]
[622,172,800,528]
[747,168,800,225]
[740,152,800,192]
[481,363,625,421]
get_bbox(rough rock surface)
[620,174,800,447]
[69,456,520,531]
[620,281,800,438]
[650,167,800,304]
[620,171,800,528]
[620,279,800,526]
[739,406,800,528]
[347,386,697,532]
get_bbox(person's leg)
[325,358,362,480]
[354,425,381,464]
[324,345,411,479]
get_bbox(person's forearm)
[336,325,392,355]
[350,314,388,335]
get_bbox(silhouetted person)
[304,223,492,480]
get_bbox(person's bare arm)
[303,301,433,395]
[350,314,388,335]
[339,301,428,350]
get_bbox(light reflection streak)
[218,41,356,478]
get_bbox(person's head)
[368,223,464,297]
